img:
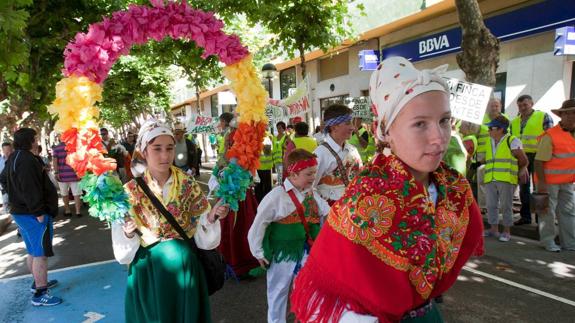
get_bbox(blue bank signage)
[554,26,575,56]
[382,0,575,62]
[358,50,380,71]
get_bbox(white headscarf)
[131,118,174,177]
[369,56,449,141]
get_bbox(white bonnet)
[369,56,449,141]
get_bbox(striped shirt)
[52,142,80,182]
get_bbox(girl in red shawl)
[290,57,484,323]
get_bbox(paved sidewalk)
[0,260,126,323]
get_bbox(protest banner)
[445,78,492,125]
[267,78,311,121]
[186,114,219,133]
[346,96,373,120]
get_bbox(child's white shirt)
[247,178,331,260]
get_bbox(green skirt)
[401,302,443,323]
[125,239,211,323]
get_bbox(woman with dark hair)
[209,112,260,277]
[112,119,229,322]
[0,128,60,306]
[291,57,483,322]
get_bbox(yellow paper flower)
[223,55,268,124]
[48,76,102,132]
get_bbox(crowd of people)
[0,55,574,323]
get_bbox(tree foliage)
[100,55,172,129]
[197,0,363,78]
[0,0,128,132]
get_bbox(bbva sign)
[419,34,450,54]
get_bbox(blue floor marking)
[0,261,126,323]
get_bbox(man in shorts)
[52,135,82,217]
[0,128,61,306]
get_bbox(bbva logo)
[419,35,450,54]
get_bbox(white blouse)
[313,134,363,201]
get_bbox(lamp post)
[261,63,277,99]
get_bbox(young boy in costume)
[247,149,331,323]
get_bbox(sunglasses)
[488,127,500,131]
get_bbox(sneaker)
[31,292,62,307]
[545,245,561,253]
[498,233,511,242]
[30,279,58,293]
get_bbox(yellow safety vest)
[273,134,287,165]
[259,135,274,170]
[484,134,518,185]
[476,125,489,154]
[292,136,318,153]
[217,134,225,155]
[510,111,545,153]
[349,128,374,163]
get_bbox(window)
[280,67,297,99]
[319,52,349,81]
[210,94,218,117]
[320,94,349,120]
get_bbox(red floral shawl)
[290,154,484,323]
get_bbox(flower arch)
[48,0,268,221]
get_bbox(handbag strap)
[283,185,313,245]
[321,142,349,186]
[135,177,200,253]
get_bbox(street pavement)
[0,167,574,322]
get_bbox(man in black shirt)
[0,128,61,306]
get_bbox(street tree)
[201,0,363,80]
[454,0,500,86]
[100,55,172,131]
[0,0,127,132]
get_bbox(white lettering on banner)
[419,35,450,54]
[445,78,492,125]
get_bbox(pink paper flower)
[63,1,249,84]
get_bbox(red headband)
[287,158,318,174]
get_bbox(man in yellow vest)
[511,94,554,225]
[349,118,376,164]
[483,98,509,124]
[484,116,529,242]
[534,99,575,252]
[273,122,287,185]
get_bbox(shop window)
[319,52,349,81]
[320,94,349,120]
[280,67,297,99]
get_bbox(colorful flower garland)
[48,0,267,221]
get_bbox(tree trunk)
[195,84,201,115]
[454,0,500,87]
[298,43,307,81]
